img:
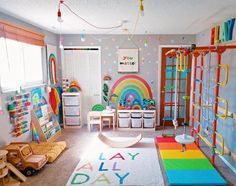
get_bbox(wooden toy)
[0,150,26,186]
[7,92,31,137]
[0,159,8,186]
[98,133,142,148]
[0,150,8,186]
[5,143,48,176]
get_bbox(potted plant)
[103,83,118,110]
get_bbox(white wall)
[0,12,58,148]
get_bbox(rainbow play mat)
[155,136,227,186]
[110,75,153,104]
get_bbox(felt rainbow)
[110,75,153,103]
[48,53,57,85]
[31,122,40,143]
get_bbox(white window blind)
[0,38,43,92]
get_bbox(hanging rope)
[60,1,123,30]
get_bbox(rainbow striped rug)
[155,136,227,186]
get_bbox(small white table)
[175,134,195,152]
[87,109,116,132]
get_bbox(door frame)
[158,45,191,127]
[61,46,102,103]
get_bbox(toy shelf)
[31,104,61,142]
[117,110,156,131]
[62,92,82,128]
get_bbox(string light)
[140,0,144,17]
[144,39,148,47]
[57,0,64,22]
[80,34,85,42]
[57,1,64,48]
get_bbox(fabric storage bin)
[64,106,80,115]
[118,112,130,118]
[118,118,130,128]
[131,118,142,128]
[64,96,80,106]
[143,112,155,118]
[65,116,81,125]
[143,118,154,128]
[131,112,142,118]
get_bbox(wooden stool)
[87,111,102,132]
[102,117,112,128]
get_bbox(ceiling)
[0,0,235,35]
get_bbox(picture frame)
[118,49,139,73]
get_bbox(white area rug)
[66,136,164,186]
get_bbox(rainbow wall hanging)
[110,75,153,104]
[47,45,58,85]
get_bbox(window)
[0,37,44,92]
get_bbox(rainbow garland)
[110,75,153,104]
[48,53,57,85]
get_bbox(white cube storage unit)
[65,116,81,125]
[143,118,155,128]
[118,112,130,118]
[131,112,142,118]
[64,96,80,105]
[131,118,142,128]
[117,110,156,130]
[143,112,155,128]
[62,92,82,128]
[118,118,130,128]
[64,106,80,115]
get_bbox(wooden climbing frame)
[191,45,236,165]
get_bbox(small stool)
[102,117,112,128]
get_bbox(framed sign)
[118,49,139,72]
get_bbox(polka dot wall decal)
[112,38,116,42]
[148,60,151,63]
[108,68,112,72]
[170,40,175,44]
[147,52,151,56]
[90,42,94,45]
[156,60,159,64]
[147,71,150,75]
[98,39,102,42]
[139,39,142,42]
[103,60,106,64]
[108,53,112,57]
[105,46,109,50]
[142,57,145,60]
[116,45,119,49]
[139,48,142,51]
[113,60,117,64]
